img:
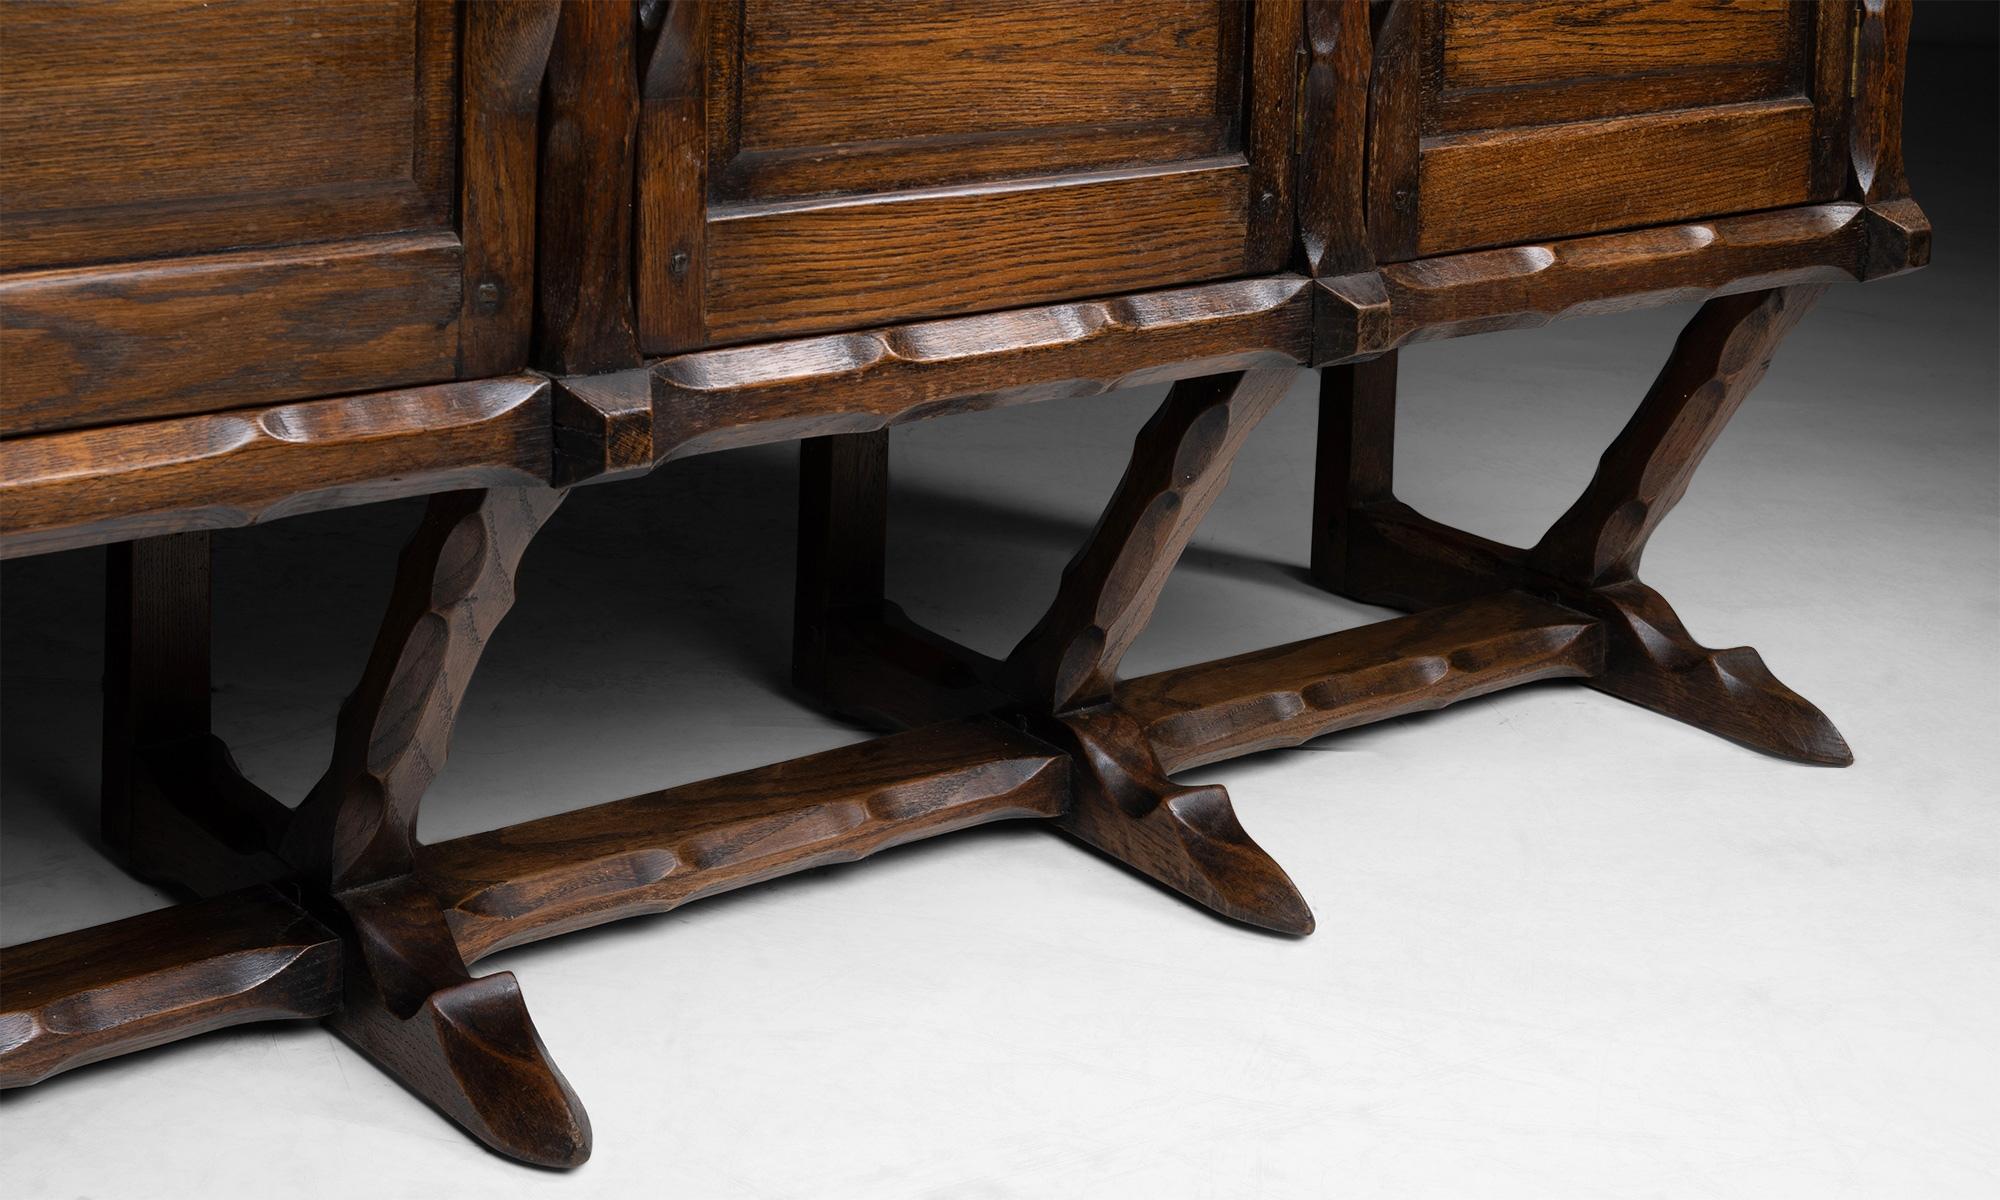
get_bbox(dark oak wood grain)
[737,0,1223,151]
[647,0,1300,349]
[632,277,1312,474]
[1417,99,1816,257]
[0,0,456,273]
[636,0,706,355]
[1528,288,1825,588]
[1299,0,1372,278]
[284,488,566,891]
[0,0,558,434]
[550,371,656,488]
[1316,287,1853,765]
[1851,0,1913,204]
[0,235,462,436]
[704,161,1252,344]
[1365,0,1424,263]
[786,369,1317,934]
[1427,0,1810,138]
[1314,202,1931,365]
[459,0,563,377]
[0,886,341,1089]
[1043,709,1314,935]
[276,485,587,1165]
[1,377,552,559]
[534,0,641,375]
[1807,0,1855,200]
[425,718,1069,961]
[1119,591,1603,774]
[1396,0,1849,259]
[0,0,1934,1169]
[1240,0,1302,271]
[1439,1,1793,92]
[1008,370,1295,712]
[329,875,591,1169]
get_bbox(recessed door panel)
[638,0,1300,352]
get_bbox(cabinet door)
[638,0,1300,352]
[0,0,554,436]
[1368,0,1851,261]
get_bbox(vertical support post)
[793,430,890,694]
[1309,352,1398,594]
[102,532,211,861]
[534,0,641,375]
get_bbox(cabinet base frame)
[1,287,1848,1166]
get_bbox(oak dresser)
[0,0,1928,1168]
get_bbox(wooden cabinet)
[0,0,1932,1173]
[4,0,1930,559]
[1365,0,1854,260]
[636,0,1299,352]
[0,0,557,436]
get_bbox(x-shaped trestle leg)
[99,487,592,1167]
[19,289,1838,1161]
[795,369,1319,933]
[1312,284,1850,765]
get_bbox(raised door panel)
[0,0,455,272]
[1368,0,1850,261]
[0,0,555,436]
[638,0,1300,353]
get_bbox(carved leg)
[1001,370,1311,931]
[1007,370,1296,711]
[277,485,590,1167]
[787,370,1315,933]
[1529,288,1824,586]
[1314,287,1850,764]
[1526,286,1848,763]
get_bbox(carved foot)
[1587,581,1852,766]
[790,373,1321,932]
[1046,711,1313,935]
[86,492,593,1167]
[1314,288,1853,766]
[329,878,591,1168]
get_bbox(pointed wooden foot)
[1589,581,1851,765]
[1048,712,1313,935]
[283,485,590,1166]
[1524,286,1848,763]
[790,372,1319,932]
[1314,288,1852,766]
[330,878,591,1168]
[1001,371,1314,931]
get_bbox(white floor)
[4,70,1997,1200]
